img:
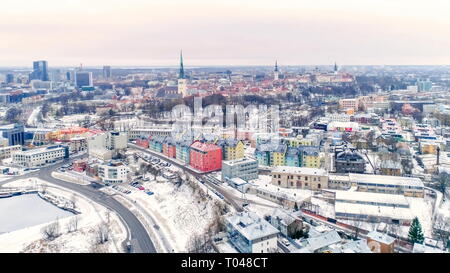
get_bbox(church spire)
[274,60,278,72]
[179,50,185,79]
[334,62,338,73]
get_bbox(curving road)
[0,159,156,253]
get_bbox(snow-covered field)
[0,178,127,253]
[106,177,224,252]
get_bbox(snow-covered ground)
[104,176,224,252]
[0,178,127,253]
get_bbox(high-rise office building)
[74,71,93,88]
[417,79,432,92]
[29,60,49,81]
[103,66,111,79]
[5,74,14,84]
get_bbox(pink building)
[162,139,176,158]
[189,141,222,172]
[136,138,149,148]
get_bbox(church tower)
[334,62,338,74]
[274,60,279,81]
[178,50,188,97]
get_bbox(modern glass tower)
[30,60,49,81]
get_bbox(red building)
[162,139,176,158]
[73,160,87,172]
[136,138,149,148]
[189,141,222,172]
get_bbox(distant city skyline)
[2,0,450,66]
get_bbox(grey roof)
[271,208,299,226]
[341,239,372,253]
[306,230,341,251]
[367,231,395,245]
[380,159,402,169]
[226,212,279,241]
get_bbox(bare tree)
[41,184,48,195]
[66,215,79,233]
[70,194,77,210]
[42,218,61,241]
[437,173,449,198]
[95,223,110,245]
[434,215,450,250]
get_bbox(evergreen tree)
[408,217,425,244]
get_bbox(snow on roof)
[367,231,395,245]
[222,157,257,166]
[412,243,446,253]
[348,173,424,188]
[335,202,414,220]
[341,239,372,253]
[190,141,221,152]
[335,191,409,207]
[329,174,351,182]
[306,230,341,251]
[226,211,279,241]
[272,166,328,176]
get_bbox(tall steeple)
[179,50,185,79]
[274,60,279,81]
[178,50,188,97]
[334,62,338,73]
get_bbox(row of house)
[255,143,322,168]
[135,135,246,172]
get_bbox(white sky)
[1,0,450,66]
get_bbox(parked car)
[281,238,290,246]
[138,186,145,191]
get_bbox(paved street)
[0,159,156,253]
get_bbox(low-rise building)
[380,160,402,176]
[98,161,129,184]
[222,157,258,182]
[225,211,279,253]
[12,145,69,167]
[176,140,191,164]
[271,166,328,190]
[334,149,366,174]
[366,231,395,253]
[270,209,303,238]
[0,145,21,160]
[189,141,222,172]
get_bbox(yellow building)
[420,142,438,155]
[218,139,245,161]
[285,137,315,147]
[302,148,322,168]
[271,145,287,166]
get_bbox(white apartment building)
[12,145,69,167]
[226,211,279,253]
[0,145,21,160]
[98,161,129,184]
[87,131,127,160]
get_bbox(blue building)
[0,123,25,146]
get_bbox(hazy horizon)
[2,0,450,67]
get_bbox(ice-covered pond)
[0,193,74,234]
